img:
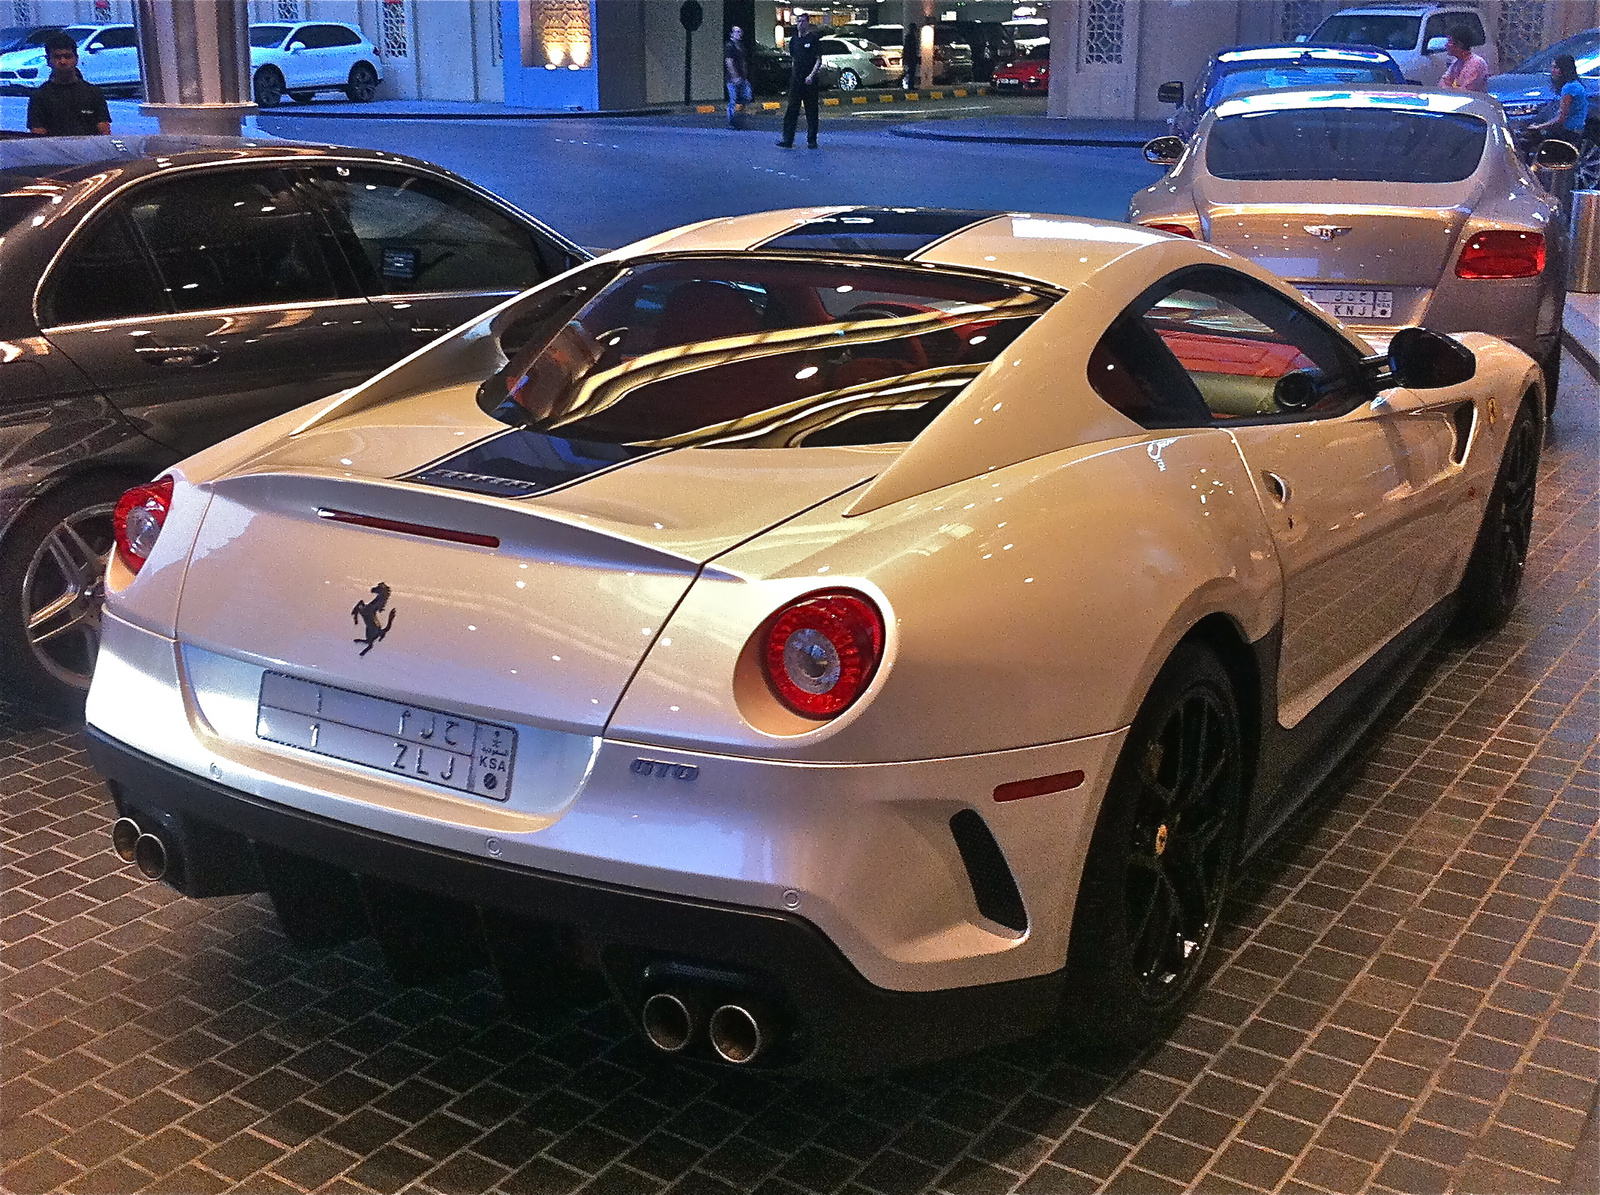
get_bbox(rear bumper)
[87,726,1064,1075]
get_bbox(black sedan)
[0,135,587,711]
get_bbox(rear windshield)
[250,25,290,47]
[477,257,1055,450]
[1513,29,1600,76]
[1210,62,1397,102]
[1311,15,1420,51]
[1207,109,1488,182]
[0,194,48,236]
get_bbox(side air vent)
[1451,401,1476,464]
[949,810,1028,933]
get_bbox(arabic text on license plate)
[1303,288,1394,320]
[255,672,515,801]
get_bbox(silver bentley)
[1130,87,1576,408]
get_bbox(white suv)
[1304,3,1496,85]
[0,24,140,95]
[249,21,382,107]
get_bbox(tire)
[1540,337,1562,419]
[0,477,131,714]
[253,66,284,108]
[1452,398,1540,638]
[1062,641,1245,1053]
[1575,135,1600,192]
[289,90,316,104]
[346,62,379,103]
[837,68,859,91]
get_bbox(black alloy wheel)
[253,66,284,108]
[346,62,379,102]
[1063,642,1244,1051]
[1454,398,1540,637]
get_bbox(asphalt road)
[257,104,1166,251]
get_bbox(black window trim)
[1096,263,1374,431]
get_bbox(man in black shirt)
[777,13,824,148]
[27,30,111,137]
[724,25,751,129]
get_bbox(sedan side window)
[127,169,346,313]
[307,166,557,296]
[1089,267,1367,427]
[40,209,167,327]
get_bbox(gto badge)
[631,758,699,782]
[1303,225,1353,240]
[351,582,396,656]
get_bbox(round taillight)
[113,477,173,574]
[762,591,884,719]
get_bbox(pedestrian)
[1527,53,1590,143]
[724,24,752,129]
[777,12,824,149]
[27,29,111,137]
[903,24,919,90]
[1438,26,1489,92]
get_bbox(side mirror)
[289,40,306,53]
[1386,326,1475,389]
[1424,36,1447,54]
[1143,135,1185,166]
[1534,139,1579,171]
[1273,370,1320,411]
[1157,80,1184,105]
[1294,34,1309,43]
[85,42,101,53]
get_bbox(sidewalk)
[0,95,277,136]
[254,97,667,120]
[888,114,1167,146]
[1565,291,1599,381]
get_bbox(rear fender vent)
[949,810,1028,933]
[1451,401,1476,464]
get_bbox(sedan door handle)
[1262,471,1291,504]
[134,345,220,368]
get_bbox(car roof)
[1211,83,1503,121]
[1321,3,1479,13]
[1215,43,1400,65]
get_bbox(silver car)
[1130,87,1573,408]
[815,35,900,91]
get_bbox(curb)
[691,86,989,114]
[257,105,670,120]
[886,121,1161,147]
[1562,322,1599,381]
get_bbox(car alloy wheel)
[837,68,859,91]
[21,501,115,691]
[1454,398,1540,637]
[253,66,284,107]
[346,62,378,102]
[1575,138,1600,192]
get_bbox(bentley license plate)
[1301,288,1394,320]
[256,672,515,801]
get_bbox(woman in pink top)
[1440,26,1489,91]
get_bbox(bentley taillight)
[1456,230,1544,279]
[761,591,884,718]
[1147,223,1198,239]
[113,477,173,574]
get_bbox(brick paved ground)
[2,367,1595,1195]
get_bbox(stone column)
[136,0,256,136]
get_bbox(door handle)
[134,345,220,368]
[1262,471,1290,504]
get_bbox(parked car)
[749,43,792,94]
[1130,86,1572,407]
[1159,44,1404,139]
[992,43,1050,93]
[1003,18,1049,54]
[249,20,382,107]
[859,24,974,85]
[0,23,140,96]
[815,35,900,91]
[1488,27,1600,190]
[86,205,1547,1075]
[1302,2,1495,84]
[0,135,587,711]
[937,20,1015,83]
[0,24,64,53]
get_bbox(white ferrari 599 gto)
[86,208,1545,1074]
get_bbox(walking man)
[777,13,824,148]
[27,30,111,136]
[724,25,751,128]
[1439,26,1489,92]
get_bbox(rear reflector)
[994,769,1086,802]
[1146,223,1198,239]
[317,509,500,548]
[1455,230,1544,279]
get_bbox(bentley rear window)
[1207,109,1488,183]
[476,258,1055,450]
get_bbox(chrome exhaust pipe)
[641,990,698,1053]
[111,817,142,863]
[133,832,167,882]
[708,1003,766,1065]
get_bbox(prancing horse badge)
[352,583,396,656]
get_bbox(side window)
[40,210,166,326]
[1089,268,1366,428]
[127,169,345,312]
[329,26,362,47]
[307,166,555,296]
[98,27,136,49]
[286,25,311,48]
[820,40,849,55]
[1422,14,1460,47]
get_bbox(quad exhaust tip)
[111,818,141,863]
[708,1003,765,1065]
[641,991,697,1053]
[112,817,167,881]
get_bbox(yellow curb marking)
[695,104,714,113]
[905,92,919,100]
[930,91,943,99]
[852,95,868,104]
[823,97,839,106]
[762,101,780,110]
[954,88,967,97]
[879,93,894,102]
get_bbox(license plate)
[1301,287,1394,320]
[256,672,515,801]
